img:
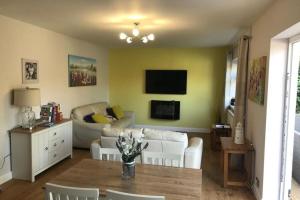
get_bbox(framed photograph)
[68,55,97,87]
[22,58,39,84]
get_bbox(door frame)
[280,34,300,200]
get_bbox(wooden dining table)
[48,159,202,200]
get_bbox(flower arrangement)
[116,133,149,163]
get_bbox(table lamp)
[14,88,41,130]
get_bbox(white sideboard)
[10,119,72,182]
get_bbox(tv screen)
[145,70,187,94]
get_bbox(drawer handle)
[54,143,57,147]
[61,140,64,143]
[54,132,57,136]
[45,147,48,151]
[54,154,57,158]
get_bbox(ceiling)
[0,0,275,48]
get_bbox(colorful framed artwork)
[68,55,97,87]
[22,58,39,84]
[248,56,267,105]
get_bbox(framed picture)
[248,56,267,105]
[68,55,97,87]
[22,58,39,84]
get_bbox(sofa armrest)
[90,139,102,160]
[184,137,203,169]
[124,111,135,127]
[124,111,134,117]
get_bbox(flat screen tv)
[145,70,187,94]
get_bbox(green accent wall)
[109,48,227,129]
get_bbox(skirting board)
[0,171,12,185]
[252,184,262,200]
[135,124,210,133]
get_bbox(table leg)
[220,149,224,171]
[223,151,228,187]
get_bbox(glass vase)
[122,161,135,179]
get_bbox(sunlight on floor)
[292,178,300,200]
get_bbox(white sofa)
[71,102,135,148]
[91,127,203,169]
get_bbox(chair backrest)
[106,189,165,200]
[142,152,164,166]
[100,148,122,161]
[44,183,99,200]
[142,152,183,168]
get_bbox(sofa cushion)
[112,105,124,119]
[92,114,110,124]
[72,102,108,120]
[106,107,117,119]
[83,113,95,123]
[91,102,108,115]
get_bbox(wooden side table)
[220,137,254,187]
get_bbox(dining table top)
[48,159,202,200]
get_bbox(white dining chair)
[99,148,122,161]
[44,183,99,200]
[106,189,165,200]
[142,152,164,166]
[142,151,183,168]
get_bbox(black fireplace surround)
[150,100,180,120]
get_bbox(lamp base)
[20,107,36,130]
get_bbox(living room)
[0,0,300,200]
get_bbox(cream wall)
[0,15,108,181]
[248,0,300,199]
[109,48,227,130]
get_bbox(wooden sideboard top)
[10,119,72,134]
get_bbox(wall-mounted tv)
[145,70,187,94]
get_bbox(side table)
[220,137,254,187]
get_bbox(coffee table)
[48,159,202,200]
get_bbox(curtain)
[233,35,250,135]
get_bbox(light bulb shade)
[126,37,133,43]
[147,34,155,41]
[142,36,148,43]
[119,32,127,40]
[132,28,139,37]
[14,88,41,107]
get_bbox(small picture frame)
[22,58,39,84]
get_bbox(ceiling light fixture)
[119,22,155,44]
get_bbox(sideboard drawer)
[49,138,61,152]
[49,128,61,140]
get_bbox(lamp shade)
[14,88,41,107]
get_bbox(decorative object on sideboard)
[22,58,39,84]
[119,22,155,44]
[116,133,149,179]
[13,88,41,130]
[40,102,63,126]
[234,122,245,144]
[68,55,97,87]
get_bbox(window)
[224,56,238,111]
